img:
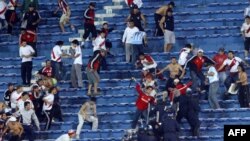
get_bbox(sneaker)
[81,41,85,48]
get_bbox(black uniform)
[162,112,180,141]
[174,94,200,136]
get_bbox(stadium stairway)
[0,0,250,140]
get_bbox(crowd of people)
[0,0,250,141]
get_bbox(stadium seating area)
[0,0,250,140]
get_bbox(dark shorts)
[244,37,250,51]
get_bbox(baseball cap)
[198,49,204,53]
[8,116,17,122]
[174,79,180,84]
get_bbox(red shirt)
[19,30,36,44]
[193,57,205,72]
[41,67,53,77]
[169,81,192,102]
[213,54,227,72]
[135,84,155,110]
[87,53,101,71]
[58,0,68,14]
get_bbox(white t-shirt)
[223,57,242,73]
[55,134,71,141]
[244,6,250,17]
[178,48,191,66]
[131,31,146,45]
[19,45,35,62]
[93,35,106,52]
[17,99,34,111]
[43,94,54,111]
[125,0,143,8]
[122,26,139,44]
[207,66,219,83]
[51,45,63,62]
[0,1,7,19]
[10,91,23,109]
[73,46,82,65]
[241,22,250,37]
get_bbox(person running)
[54,0,75,32]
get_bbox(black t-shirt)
[164,15,174,31]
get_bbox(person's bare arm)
[157,65,169,74]
[159,17,165,34]
[141,14,147,27]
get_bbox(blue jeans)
[224,74,238,91]
[131,108,148,129]
[22,125,34,141]
[131,44,143,65]
[51,61,64,81]
[190,70,206,91]
[208,81,220,109]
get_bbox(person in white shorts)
[54,0,75,32]
[160,9,175,52]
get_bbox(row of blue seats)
[60,101,240,113]
[0,50,244,65]
[0,33,243,56]
[38,117,250,131]
[60,108,250,122]
[33,127,225,139]
[0,24,242,43]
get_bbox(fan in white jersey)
[178,44,193,66]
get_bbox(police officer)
[161,108,180,141]
[173,90,200,137]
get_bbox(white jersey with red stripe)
[58,0,68,14]
[93,35,106,52]
[10,91,23,109]
[0,1,7,19]
[223,57,242,73]
[178,47,191,66]
[43,93,54,111]
[51,45,63,62]
[7,0,16,10]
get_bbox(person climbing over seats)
[37,60,54,79]
[76,98,98,139]
[178,43,193,67]
[135,53,157,77]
